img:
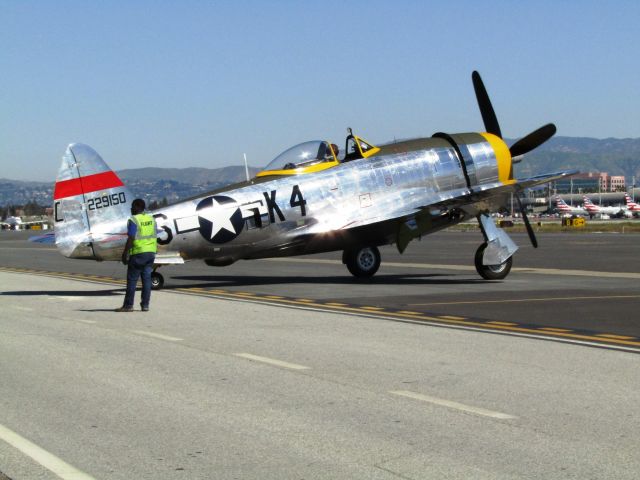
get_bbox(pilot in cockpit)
[329,144,339,160]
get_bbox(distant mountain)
[513,137,640,181]
[1,137,639,206]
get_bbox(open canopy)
[257,140,338,177]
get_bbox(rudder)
[54,143,132,259]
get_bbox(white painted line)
[390,390,517,420]
[77,320,97,325]
[131,330,183,342]
[263,257,640,279]
[234,353,310,370]
[0,423,96,480]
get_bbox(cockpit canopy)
[255,132,380,178]
[257,140,338,177]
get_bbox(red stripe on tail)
[54,171,124,200]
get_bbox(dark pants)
[123,252,156,308]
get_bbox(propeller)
[472,71,502,138]
[515,195,538,248]
[471,71,556,158]
[472,71,554,248]
[509,123,557,158]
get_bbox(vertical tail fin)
[54,143,132,259]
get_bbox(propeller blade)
[509,123,557,158]
[472,71,502,138]
[515,195,538,248]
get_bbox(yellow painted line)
[295,298,315,303]
[234,353,310,370]
[440,315,467,321]
[486,321,518,326]
[233,292,256,296]
[0,423,97,480]
[596,334,637,340]
[409,294,640,306]
[325,302,347,306]
[397,310,422,315]
[361,306,384,311]
[5,267,640,350]
[265,295,284,299]
[539,327,572,333]
[390,390,517,420]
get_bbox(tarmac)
[1,265,640,479]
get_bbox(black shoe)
[115,306,134,312]
[141,305,149,312]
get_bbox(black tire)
[474,242,513,280]
[344,246,381,278]
[151,271,164,290]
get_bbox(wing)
[308,170,577,233]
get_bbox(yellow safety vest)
[129,213,157,255]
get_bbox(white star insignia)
[198,198,238,239]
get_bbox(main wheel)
[343,246,381,278]
[151,271,164,290]
[474,243,513,280]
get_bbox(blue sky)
[2,0,639,181]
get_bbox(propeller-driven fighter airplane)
[50,72,576,288]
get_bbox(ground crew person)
[115,198,157,312]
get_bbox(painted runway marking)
[487,321,518,326]
[361,306,384,311]
[539,327,572,333]
[409,294,640,306]
[234,353,310,370]
[597,334,637,340]
[77,320,97,325]
[397,310,422,315]
[47,296,84,301]
[131,330,183,342]
[0,423,96,480]
[439,315,466,321]
[390,390,517,420]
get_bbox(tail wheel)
[343,246,381,278]
[474,242,513,280]
[151,271,164,290]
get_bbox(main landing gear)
[474,242,513,280]
[343,246,381,277]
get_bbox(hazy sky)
[2,0,639,181]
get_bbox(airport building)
[554,172,627,194]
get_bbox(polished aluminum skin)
[53,132,535,268]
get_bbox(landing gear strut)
[151,270,164,290]
[343,246,381,278]
[474,242,513,280]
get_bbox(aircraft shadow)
[167,273,491,289]
[0,289,124,297]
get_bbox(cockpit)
[256,130,380,178]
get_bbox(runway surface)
[1,229,639,350]
[1,270,640,479]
